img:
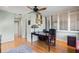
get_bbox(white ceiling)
[0,6,79,16]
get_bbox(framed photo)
[28,20,31,25]
[36,14,42,25]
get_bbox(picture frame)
[36,14,42,25]
[28,20,31,25]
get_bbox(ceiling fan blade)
[27,6,33,10]
[38,8,46,11]
[27,11,34,14]
[37,12,42,15]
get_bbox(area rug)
[6,45,32,53]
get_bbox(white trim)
[57,30,79,33]
[68,11,70,31]
[57,13,60,30]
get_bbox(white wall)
[0,10,15,43]
[20,14,27,38]
[0,10,45,43]
[26,13,45,42]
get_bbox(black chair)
[49,29,56,35]
[48,29,56,46]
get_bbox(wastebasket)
[67,36,76,48]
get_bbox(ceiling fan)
[27,6,46,15]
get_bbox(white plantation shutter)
[59,13,68,30]
[51,15,57,29]
[70,12,79,31]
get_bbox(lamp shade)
[31,25,39,28]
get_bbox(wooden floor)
[1,37,76,53]
[31,40,76,53]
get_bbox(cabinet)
[67,36,76,47]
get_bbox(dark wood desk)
[31,32,56,52]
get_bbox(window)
[50,11,79,32]
[59,13,68,30]
[70,12,79,31]
[45,17,50,30]
[51,15,57,29]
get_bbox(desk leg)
[48,39,51,52]
[48,45,50,52]
[54,36,56,46]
